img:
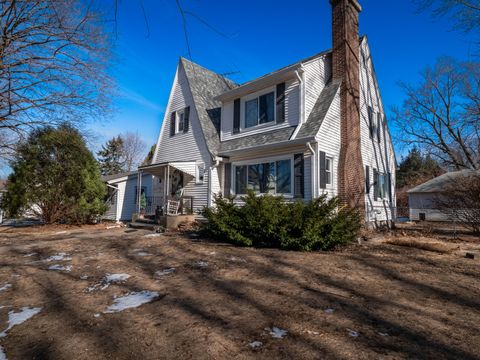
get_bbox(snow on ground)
[194,261,208,268]
[104,291,159,313]
[143,233,162,238]
[135,251,152,256]
[45,253,71,262]
[155,268,175,277]
[86,273,131,292]
[348,329,359,337]
[0,284,11,292]
[48,265,72,272]
[0,307,42,337]
[268,327,288,339]
[0,346,6,360]
[23,253,37,257]
[248,341,263,349]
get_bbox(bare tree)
[416,0,480,34]
[0,0,113,157]
[393,57,480,170]
[121,132,146,171]
[434,172,480,234]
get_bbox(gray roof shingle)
[296,79,341,139]
[181,58,237,157]
[218,126,297,155]
[407,169,480,193]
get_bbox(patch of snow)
[229,256,247,263]
[347,329,359,338]
[268,327,288,339]
[45,253,71,262]
[143,233,161,238]
[0,284,12,292]
[378,332,389,337]
[306,330,320,335]
[136,252,152,256]
[11,275,20,278]
[94,313,101,318]
[155,268,175,277]
[48,264,72,272]
[23,253,37,257]
[103,291,159,313]
[80,275,89,280]
[0,345,6,360]
[194,261,208,268]
[324,308,335,314]
[54,231,68,235]
[0,307,42,337]
[208,251,216,255]
[87,273,130,292]
[248,341,263,349]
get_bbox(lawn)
[0,225,478,359]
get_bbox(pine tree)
[97,136,125,175]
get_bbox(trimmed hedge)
[201,191,361,251]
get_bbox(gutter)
[306,141,317,199]
[290,65,305,140]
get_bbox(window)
[176,109,185,133]
[234,159,292,195]
[376,113,382,142]
[368,106,376,139]
[244,91,275,128]
[325,157,332,186]
[373,170,389,201]
[195,162,205,184]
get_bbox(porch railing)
[143,196,194,216]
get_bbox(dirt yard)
[0,225,478,360]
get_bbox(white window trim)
[195,161,205,184]
[231,154,294,197]
[325,156,333,188]
[240,86,276,131]
[175,109,185,134]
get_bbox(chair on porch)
[166,188,184,216]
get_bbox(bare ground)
[0,225,478,360]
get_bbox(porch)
[136,161,202,218]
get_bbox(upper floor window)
[176,109,185,133]
[195,162,205,184]
[244,91,275,128]
[325,157,332,186]
[319,151,333,189]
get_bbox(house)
[408,169,480,222]
[102,171,154,222]
[138,0,396,226]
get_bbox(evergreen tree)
[142,144,156,166]
[1,124,106,224]
[97,136,125,175]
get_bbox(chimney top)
[330,0,362,12]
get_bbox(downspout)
[306,141,317,199]
[290,65,305,140]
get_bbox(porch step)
[128,221,157,231]
[134,218,157,225]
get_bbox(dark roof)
[180,58,237,157]
[102,171,137,182]
[218,126,297,155]
[296,79,341,139]
[408,169,480,193]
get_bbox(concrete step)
[128,221,156,231]
[134,218,157,225]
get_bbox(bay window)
[234,159,292,195]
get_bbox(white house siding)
[316,88,341,199]
[221,79,300,141]
[152,61,213,214]
[408,193,450,221]
[303,55,331,121]
[359,38,396,224]
[109,174,154,222]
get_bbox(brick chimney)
[331,0,365,215]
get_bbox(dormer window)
[244,91,275,128]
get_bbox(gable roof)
[295,79,341,139]
[407,169,480,193]
[180,58,237,157]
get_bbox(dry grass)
[384,237,455,253]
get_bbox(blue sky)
[2,0,474,178]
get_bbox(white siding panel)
[221,79,300,141]
[316,88,341,199]
[359,39,396,223]
[117,174,153,221]
[304,55,331,121]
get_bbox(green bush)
[201,191,361,251]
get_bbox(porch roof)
[139,161,197,178]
